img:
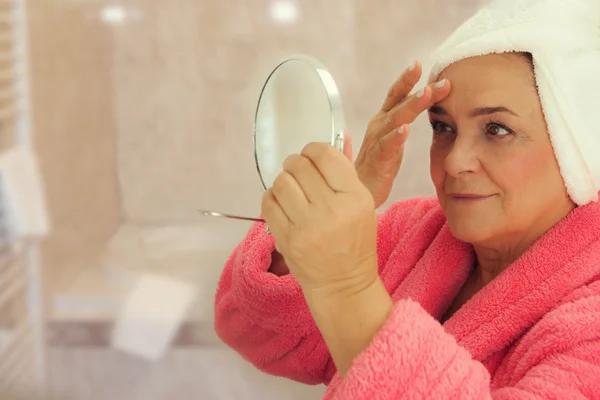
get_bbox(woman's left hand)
[261,141,379,298]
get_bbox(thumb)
[342,131,353,161]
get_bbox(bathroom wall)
[31,1,490,398]
[115,0,487,225]
[27,0,121,292]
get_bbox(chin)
[447,217,494,244]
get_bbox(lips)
[447,193,494,200]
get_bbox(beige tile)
[51,223,244,321]
[27,1,121,292]
[114,0,486,223]
[37,1,490,398]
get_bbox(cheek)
[429,147,447,190]
[487,148,559,196]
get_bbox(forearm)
[304,276,394,377]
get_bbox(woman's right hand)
[354,61,452,209]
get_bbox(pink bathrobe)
[214,197,600,398]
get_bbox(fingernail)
[416,89,425,97]
[397,125,406,135]
[435,79,446,88]
[408,60,417,71]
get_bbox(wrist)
[305,275,390,314]
[304,276,394,377]
[301,259,380,301]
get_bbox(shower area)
[21,0,486,398]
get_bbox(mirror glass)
[254,55,346,190]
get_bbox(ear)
[343,131,353,162]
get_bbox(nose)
[444,136,480,178]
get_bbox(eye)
[430,120,454,135]
[485,122,513,137]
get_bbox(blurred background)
[0,0,487,398]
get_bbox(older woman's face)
[429,53,574,245]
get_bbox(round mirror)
[198,55,346,223]
[253,55,346,190]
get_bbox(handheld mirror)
[199,54,347,223]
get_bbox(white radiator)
[0,0,46,397]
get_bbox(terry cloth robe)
[215,196,600,399]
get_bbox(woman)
[214,0,600,397]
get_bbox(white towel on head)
[427,0,600,205]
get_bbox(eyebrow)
[428,105,519,118]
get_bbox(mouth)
[447,193,495,201]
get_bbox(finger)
[271,170,309,223]
[386,86,433,125]
[301,143,356,193]
[283,154,330,203]
[343,131,353,161]
[359,125,409,200]
[261,188,290,237]
[380,60,422,112]
[385,79,452,128]
[360,125,409,180]
[377,124,410,160]
[430,78,451,104]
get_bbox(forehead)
[435,53,539,114]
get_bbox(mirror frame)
[253,54,347,191]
